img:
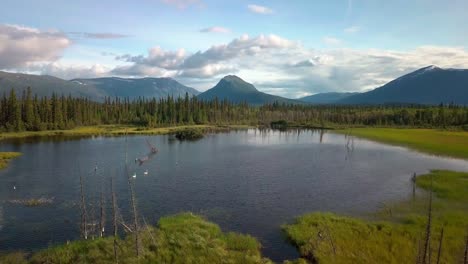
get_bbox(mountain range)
[0,71,199,100]
[0,65,467,105]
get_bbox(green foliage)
[416,170,468,200]
[283,170,468,264]
[2,87,468,133]
[0,152,21,170]
[0,252,28,264]
[26,213,272,264]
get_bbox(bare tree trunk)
[422,176,433,264]
[111,176,118,263]
[436,227,444,264]
[125,130,140,257]
[128,172,140,257]
[99,180,105,238]
[80,175,88,240]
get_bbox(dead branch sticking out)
[436,227,444,264]
[110,176,119,263]
[422,175,433,264]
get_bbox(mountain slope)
[198,75,302,105]
[72,77,199,99]
[0,71,199,100]
[0,71,105,98]
[339,66,468,105]
[299,92,358,104]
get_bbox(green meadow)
[341,128,468,159]
[283,170,468,264]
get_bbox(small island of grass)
[0,152,21,170]
[174,128,205,140]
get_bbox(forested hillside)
[1,88,467,132]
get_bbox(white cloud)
[27,62,111,80]
[0,24,71,69]
[200,26,230,33]
[116,46,186,69]
[322,36,342,45]
[344,26,360,33]
[103,35,468,95]
[247,4,274,14]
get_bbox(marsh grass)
[0,152,21,170]
[283,170,468,264]
[1,213,272,264]
[0,125,251,141]
[341,128,468,159]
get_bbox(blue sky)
[1,0,468,97]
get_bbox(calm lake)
[1,129,468,262]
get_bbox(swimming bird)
[132,173,137,178]
[144,170,148,175]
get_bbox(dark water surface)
[1,129,468,262]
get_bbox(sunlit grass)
[0,152,21,170]
[283,170,468,264]
[1,213,272,264]
[341,128,468,159]
[0,124,251,141]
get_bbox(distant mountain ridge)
[339,66,468,105]
[72,77,200,99]
[0,71,106,98]
[197,75,302,105]
[299,92,358,104]
[0,71,199,100]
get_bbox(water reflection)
[0,129,468,262]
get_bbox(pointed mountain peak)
[221,75,247,82]
[215,75,258,92]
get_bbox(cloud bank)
[0,24,70,69]
[2,24,468,98]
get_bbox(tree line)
[0,87,467,132]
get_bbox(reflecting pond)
[1,129,468,262]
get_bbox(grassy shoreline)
[0,152,21,170]
[0,124,252,141]
[0,213,273,264]
[338,128,468,160]
[283,170,468,263]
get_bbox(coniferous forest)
[1,87,468,132]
